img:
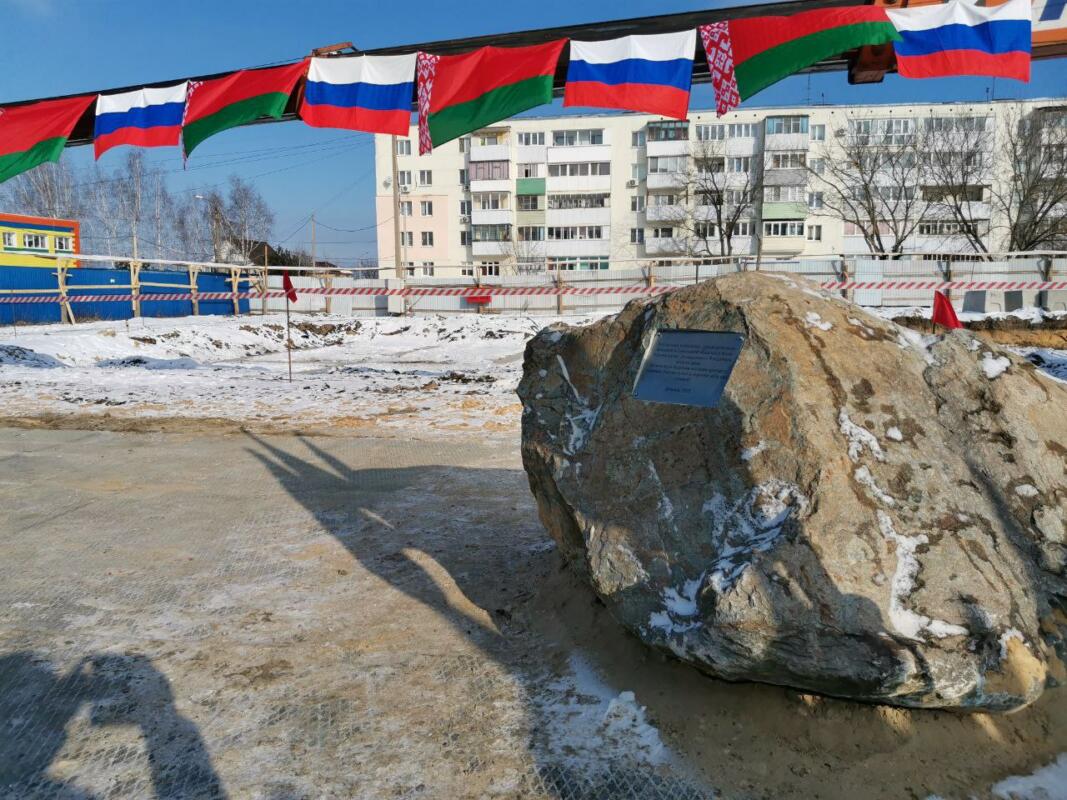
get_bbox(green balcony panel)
[762,202,809,220]
[516,178,546,196]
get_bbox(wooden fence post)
[325,272,333,314]
[229,268,240,316]
[189,266,200,316]
[261,267,269,315]
[555,268,564,316]
[56,263,75,324]
[130,261,142,318]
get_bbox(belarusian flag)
[417,40,565,154]
[700,7,900,116]
[0,95,94,184]
[182,61,308,156]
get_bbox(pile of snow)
[991,753,1067,799]
[1021,349,1067,384]
[0,344,65,368]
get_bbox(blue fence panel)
[0,265,62,325]
[141,270,194,318]
[66,268,134,321]
[196,272,249,316]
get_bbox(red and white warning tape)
[0,280,1064,305]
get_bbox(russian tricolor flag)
[301,54,415,136]
[564,31,697,121]
[94,83,188,159]
[887,0,1032,82]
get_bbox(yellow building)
[0,212,79,268]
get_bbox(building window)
[421,232,434,246]
[552,128,604,146]
[696,124,725,141]
[809,158,826,175]
[728,123,756,138]
[547,193,609,209]
[458,137,470,153]
[695,222,717,238]
[547,162,610,177]
[474,192,508,210]
[806,225,823,241]
[733,221,754,236]
[461,265,475,276]
[478,132,502,146]
[396,139,411,155]
[651,227,673,239]
[472,225,511,242]
[517,131,545,146]
[418,170,432,186]
[401,232,413,247]
[631,195,645,212]
[517,195,541,211]
[420,201,433,216]
[459,168,468,186]
[764,185,806,202]
[518,226,545,241]
[648,155,686,174]
[728,157,751,173]
[459,200,472,216]
[23,234,46,249]
[400,201,413,216]
[769,151,807,169]
[630,228,645,244]
[54,235,71,252]
[808,192,824,210]
[518,163,542,178]
[631,163,647,182]
[766,116,809,135]
[650,193,677,206]
[763,221,805,237]
[647,121,688,141]
[470,160,509,181]
[421,263,435,276]
[479,262,501,276]
[2,232,15,248]
[810,124,826,141]
[724,189,752,205]
[547,226,604,240]
[547,257,609,271]
[398,170,412,187]
[460,230,470,246]
[631,130,646,147]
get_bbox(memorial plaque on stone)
[632,329,744,408]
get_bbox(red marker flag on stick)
[282,271,298,303]
[932,291,963,330]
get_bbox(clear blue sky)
[1,0,1064,264]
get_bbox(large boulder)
[518,273,1067,712]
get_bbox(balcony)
[761,235,806,255]
[647,140,690,158]
[645,204,685,223]
[644,236,686,256]
[762,202,809,220]
[472,240,511,256]
[765,132,810,151]
[516,177,546,196]
[515,144,547,163]
[546,144,612,163]
[545,238,611,257]
[546,174,611,192]
[763,169,808,187]
[469,143,510,162]
[646,172,686,191]
[546,207,611,226]
[471,208,512,225]
[469,179,511,193]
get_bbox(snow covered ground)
[0,313,602,436]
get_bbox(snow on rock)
[805,312,833,331]
[839,409,885,462]
[992,753,1067,800]
[648,575,704,635]
[0,344,65,368]
[982,352,1012,380]
[886,427,904,442]
[741,441,767,461]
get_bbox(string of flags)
[0,0,1034,185]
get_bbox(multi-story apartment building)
[374,98,1067,277]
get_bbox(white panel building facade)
[373,99,1066,278]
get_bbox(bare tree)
[1,160,83,221]
[809,117,929,257]
[992,105,1067,253]
[223,176,274,263]
[919,113,994,256]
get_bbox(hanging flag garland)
[564,31,697,121]
[886,0,1031,82]
[301,54,416,136]
[417,40,566,154]
[0,95,94,184]
[699,6,901,116]
[94,83,188,159]
[183,62,309,157]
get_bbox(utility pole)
[391,135,404,279]
[310,213,316,270]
